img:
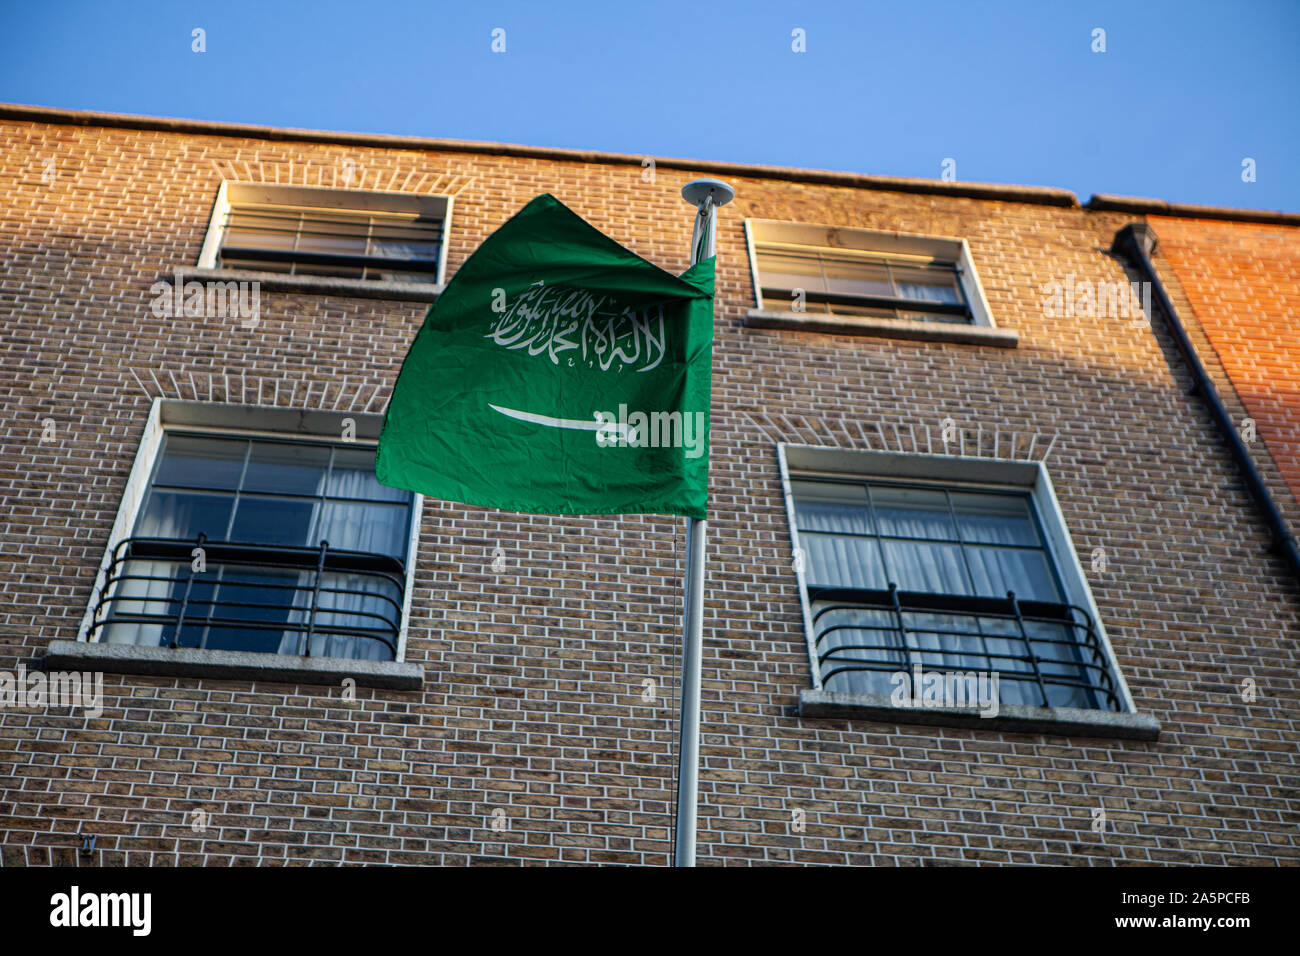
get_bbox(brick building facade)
[1,105,1297,866]
[1146,212,1300,519]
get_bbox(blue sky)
[2,0,1297,210]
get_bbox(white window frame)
[78,398,423,664]
[744,218,997,328]
[777,442,1138,714]
[197,182,453,286]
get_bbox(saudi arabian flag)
[376,193,715,519]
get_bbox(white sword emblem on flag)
[488,404,640,443]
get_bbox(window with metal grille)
[87,432,416,662]
[789,473,1122,712]
[201,184,449,283]
[747,220,990,325]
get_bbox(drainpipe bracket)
[1113,222,1159,258]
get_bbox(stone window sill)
[745,308,1019,348]
[44,640,422,690]
[798,689,1160,741]
[170,267,442,303]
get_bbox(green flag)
[376,193,715,519]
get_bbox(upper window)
[746,220,993,326]
[781,446,1131,715]
[198,184,450,284]
[83,404,418,664]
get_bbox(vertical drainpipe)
[1111,223,1300,584]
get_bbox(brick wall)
[1,114,1297,865]
[1150,215,1300,521]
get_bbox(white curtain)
[102,496,208,648]
[896,281,960,304]
[799,490,1091,707]
[278,470,405,661]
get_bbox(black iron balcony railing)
[808,584,1121,711]
[86,535,405,659]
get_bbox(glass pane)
[328,447,409,502]
[998,674,1048,707]
[964,545,1061,601]
[760,290,833,314]
[1032,618,1095,709]
[110,558,186,619]
[153,436,246,490]
[99,620,166,646]
[368,220,441,261]
[224,228,298,252]
[756,250,826,294]
[210,566,306,618]
[317,501,408,558]
[136,490,235,541]
[304,567,402,661]
[1043,682,1093,709]
[196,566,304,653]
[821,256,892,298]
[1031,628,1084,669]
[870,485,956,540]
[294,214,369,256]
[812,603,900,696]
[369,219,438,239]
[799,531,885,590]
[304,632,395,662]
[974,617,1036,699]
[892,264,962,304]
[880,540,971,594]
[901,610,988,670]
[198,625,292,655]
[951,492,1041,546]
[243,442,329,495]
[313,571,403,659]
[792,480,870,533]
[241,567,306,608]
[371,240,439,261]
[223,211,300,251]
[230,498,318,547]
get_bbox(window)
[81,403,419,665]
[198,184,451,284]
[746,220,993,326]
[781,445,1136,718]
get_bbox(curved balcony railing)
[85,535,405,660]
[808,583,1121,711]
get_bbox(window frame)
[744,219,998,328]
[77,399,424,668]
[137,429,416,561]
[197,182,453,287]
[777,442,1139,715]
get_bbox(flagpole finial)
[682,178,734,208]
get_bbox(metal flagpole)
[674,178,733,867]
